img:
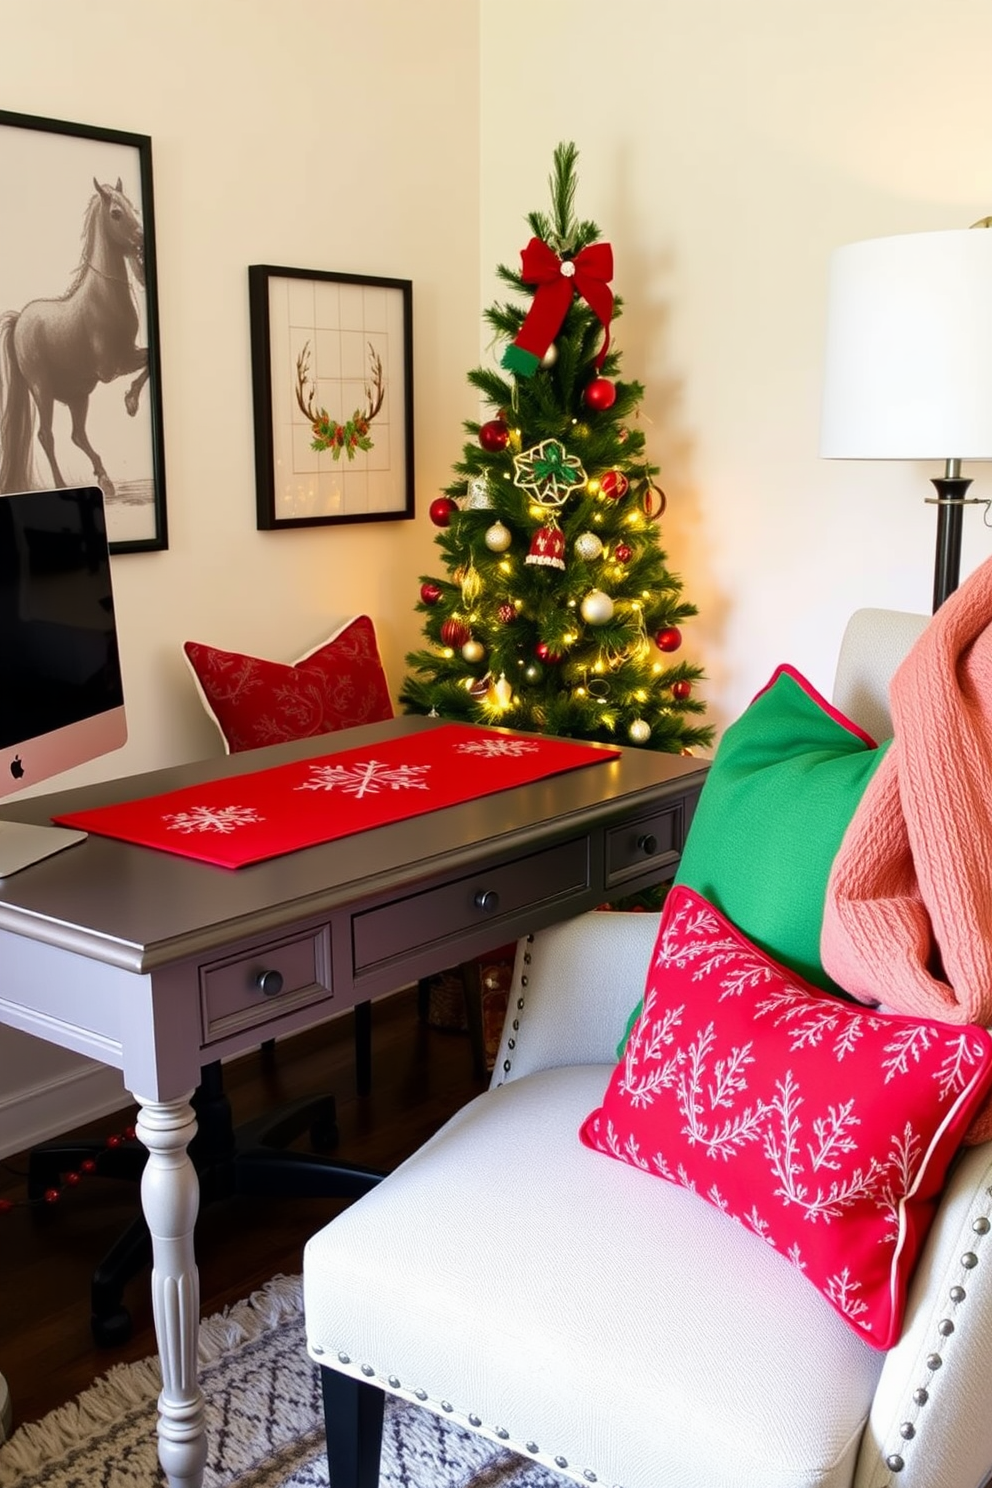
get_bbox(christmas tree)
[401,143,713,757]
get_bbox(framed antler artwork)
[0,109,167,553]
[249,265,414,529]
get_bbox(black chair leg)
[321,1366,384,1488]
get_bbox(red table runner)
[54,724,622,869]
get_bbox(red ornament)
[643,483,667,519]
[479,418,509,452]
[429,496,458,527]
[497,603,517,625]
[420,582,443,606]
[599,469,629,501]
[440,618,471,649]
[535,642,563,664]
[614,543,633,564]
[672,679,692,701]
[525,524,566,571]
[584,377,617,411]
[655,627,682,653]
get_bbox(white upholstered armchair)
[303,609,992,1488]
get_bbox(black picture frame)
[0,109,167,554]
[249,265,414,529]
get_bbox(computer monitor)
[0,486,127,877]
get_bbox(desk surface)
[0,717,707,976]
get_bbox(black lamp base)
[930,474,973,613]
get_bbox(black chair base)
[28,1006,382,1347]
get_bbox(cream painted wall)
[480,0,992,732]
[0,0,482,1154]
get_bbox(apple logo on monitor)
[0,486,127,876]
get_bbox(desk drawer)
[352,837,589,974]
[199,925,333,1045]
[605,802,684,887]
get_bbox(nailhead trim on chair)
[308,1342,616,1488]
[879,1203,992,1478]
[498,936,534,1083]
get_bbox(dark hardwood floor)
[0,986,487,1435]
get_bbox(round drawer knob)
[474,889,500,913]
[637,833,658,855]
[256,969,285,997]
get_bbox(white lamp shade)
[820,228,992,461]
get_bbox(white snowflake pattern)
[163,804,264,835]
[295,759,431,798]
[453,738,541,758]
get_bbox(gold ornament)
[574,531,604,562]
[580,589,615,626]
[460,562,482,605]
[628,718,651,744]
[485,520,513,553]
[462,638,485,663]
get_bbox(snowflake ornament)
[512,438,587,509]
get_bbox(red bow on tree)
[501,237,614,379]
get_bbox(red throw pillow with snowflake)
[580,884,992,1349]
[183,616,393,753]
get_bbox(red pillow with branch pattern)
[580,884,992,1349]
[184,615,393,754]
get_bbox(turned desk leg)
[135,1093,207,1488]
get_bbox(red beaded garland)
[655,627,682,652]
[479,419,509,452]
[584,377,617,411]
[429,497,458,528]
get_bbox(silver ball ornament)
[485,521,512,553]
[574,531,604,562]
[628,719,651,744]
[580,589,615,626]
[462,639,486,663]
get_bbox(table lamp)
[820,224,992,612]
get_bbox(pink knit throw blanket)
[821,556,992,1143]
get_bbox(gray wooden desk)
[0,716,706,1488]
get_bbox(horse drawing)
[0,177,148,499]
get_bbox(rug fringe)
[0,1273,303,1487]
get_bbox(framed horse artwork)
[249,265,414,530]
[0,110,167,553]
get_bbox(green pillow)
[618,665,889,1055]
[676,663,890,991]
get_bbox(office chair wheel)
[91,1306,132,1348]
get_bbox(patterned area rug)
[0,1275,571,1488]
